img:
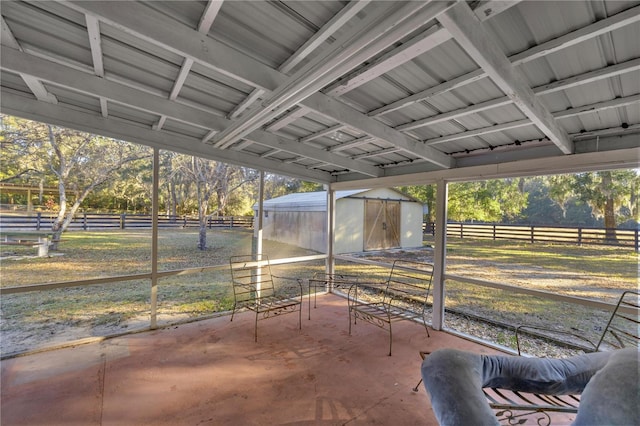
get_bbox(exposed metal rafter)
[1,48,381,177]
[438,2,574,154]
[64,0,454,169]
[1,16,57,104]
[155,0,223,132]
[395,58,640,133]
[370,4,640,118]
[324,0,520,97]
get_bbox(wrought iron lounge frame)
[229,254,303,342]
[348,259,433,356]
[414,290,640,425]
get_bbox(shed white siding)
[255,189,423,254]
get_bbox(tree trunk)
[604,198,617,243]
[602,172,617,243]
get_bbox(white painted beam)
[328,136,375,152]
[229,2,368,123]
[1,48,381,177]
[438,2,573,154]
[62,1,454,169]
[299,124,346,144]
[198,1,223,33]
[279,1,370,75]
[1,89,332,183]
[351,147,401,160]
[211,2,457,153]
[168,58,195,101]
[423,94,640,146]
[394,59,640,133]
[210,1,434,148]
[1,16,57,104]
[370,5,640,117]
[324,0,520,96]
[509,5,640,66]
[305,92,454,168]
[331,143,640,190]
[264,106,310,132]
[325,24,451,96]
[85,14,108,117]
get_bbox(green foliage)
[401,179,528,223]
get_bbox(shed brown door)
[364,199,400,250]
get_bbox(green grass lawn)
[1,229,637,355]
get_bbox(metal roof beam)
[85,15,108,117]
[210,2,437,148]
[1,16,57,104]
[370,4,640,117]
[232,2,370,125]
[1,48,381,177]
[424,94,640,146]
[396,58,640,132]
[1,89,332,183]
[60,1,454,169]
[325,0,520,97]
[155,1,223,130]
[304,92,453,168]
[438,2,573,154]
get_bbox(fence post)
[493,224,496,241]
[230,216,234,228]
[36,212,42,231]
[183,215,187,227]
[635,229,639,253]
[208,216,211,229]
[460,223,463,239]
[578,227,583,246]
[530,226,535,244]
[120,213,126,229]
[83,213,88,230]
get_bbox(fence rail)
[0,213,254,232]
[424,222,638,251]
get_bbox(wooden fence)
[424,222,638,251]
[0,213,254,231]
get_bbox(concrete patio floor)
[1,293,501,425]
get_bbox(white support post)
[432,179,448,330]
[254,171,265,296]
[150,147,159,329]
[325,186,336,278]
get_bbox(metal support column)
[432,179,448,330]
[150,148,159,329]
[325,186,335,278]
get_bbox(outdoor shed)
[254,189,424,254]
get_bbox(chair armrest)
[347,281,388,306]
[271,275,304,296]
[516,325,597,355]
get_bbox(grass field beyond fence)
[1,229,637,356]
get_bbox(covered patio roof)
[1,1,638,188]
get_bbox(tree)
[547,171,639,241]
[401,178,528,224]
[1,116,151,248]
[174,155,258,250]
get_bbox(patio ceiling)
[1,1,638,188]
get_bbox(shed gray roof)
[1,1,638,188]
[256,188,418,211]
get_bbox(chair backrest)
[230,254,276,303]
[382,260,434,305]
[595,290,640,351]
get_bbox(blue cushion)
[421,348,638,426]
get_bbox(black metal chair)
[229,254,303,342]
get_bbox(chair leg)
[254,313,258,342]
[412,378,423,392]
